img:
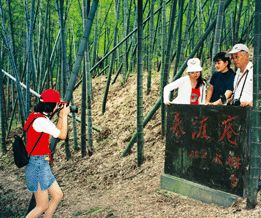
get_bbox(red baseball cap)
[40,89,66,103]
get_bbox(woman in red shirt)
[25,89,70,218]
[164,58,207,105]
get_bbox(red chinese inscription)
[192,116,209,140]
[219,116,239,145]
[189,149,208,159]
[227,155,241,169]
[172,112,185,137]
[212,153,223,165]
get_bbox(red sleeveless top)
[24,112,51,156]
[191,87,200,105]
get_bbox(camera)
[231,99,241,106]
[70,105,78,113]
[220,94,227,105]
[58,103,78,113]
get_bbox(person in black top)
[206,52,235,105]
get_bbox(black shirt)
[210,68,235,102]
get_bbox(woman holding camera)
[164,58,207,105]
[25,89,70,218]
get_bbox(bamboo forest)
[1,0,261,217]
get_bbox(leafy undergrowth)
[1,72,261,218]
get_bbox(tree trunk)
[211,0,225,72]
[50,0,98,154]
[57,0,69,96]
[0,0,25,124]
[25,0,36,118]
[102,0,120,114]
[136,0,144,167]
[146,0,155,95]
[246,0,261,209]
[122,0,130,83]
[160,0,167,136]
[86,50,94,155]
[161,0,178,136]
[172,0,184,77]
[0,48,6,154]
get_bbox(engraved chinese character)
[192,116,209,140]
[172,112,185,137]
[227,154,241,169]
[212,153,223,165]
[189,150,200,159]
[229,174,239,188]
[219,116,239,145]
[200,149,208,159]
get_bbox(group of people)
[164,43,253,107]
[22,43,252,218]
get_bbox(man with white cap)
[228,43,253,107]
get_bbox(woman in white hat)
[164,58,206,105]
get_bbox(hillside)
[1,72,261,218]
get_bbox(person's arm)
[57,104,70,139]
[205,84,213,105]
[224,90,233,101]
[212,90,233,105]
[163,77,183,105]
[240,101,253,107]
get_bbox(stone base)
[160,174,239,207]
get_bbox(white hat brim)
[187,66,202,72]
[228,49,241,54]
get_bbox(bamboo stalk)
[246,0,261,209]
[137,0,144,166]
[0,48,6,154]
[50,0,98,154]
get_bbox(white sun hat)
[228,43,249,54]
[187,58,202,72]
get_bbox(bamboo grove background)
[0,0,260,166]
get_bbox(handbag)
[12,118,43,168]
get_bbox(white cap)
[228,43,249,54]
[187,58,202,72]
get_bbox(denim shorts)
[25,155,55,192]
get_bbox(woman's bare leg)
[43,181,63,218]
[25,183,49,218]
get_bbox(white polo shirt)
[233,62,253,103]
